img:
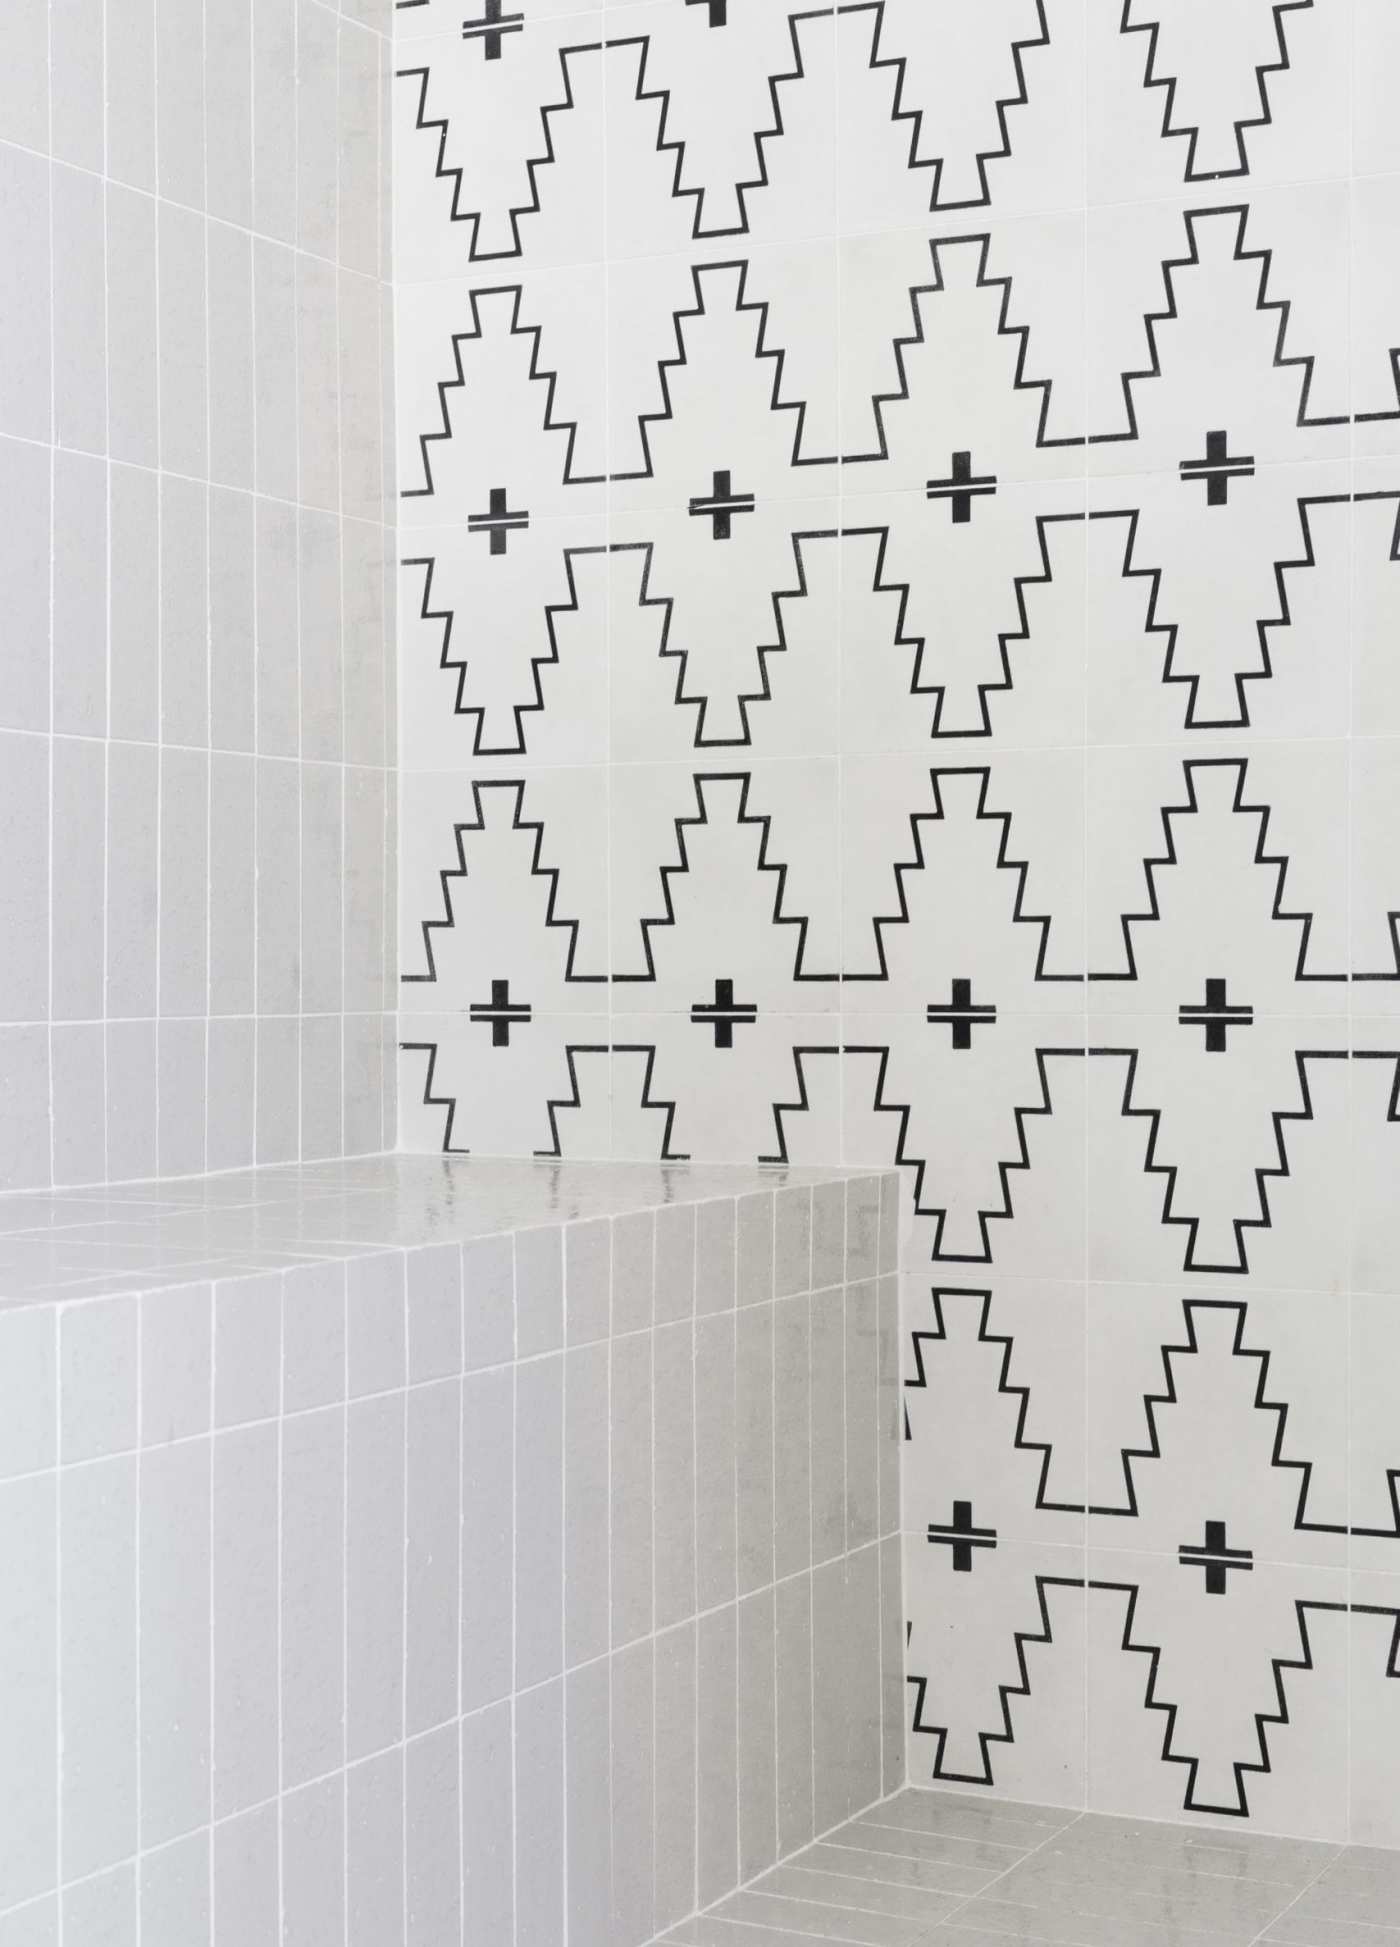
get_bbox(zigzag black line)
[839,0,1049,211]
[845,232,1082,467]
[606,9,828,240]
[1090,1045,1346,1277]
[1089,496,1344,732]
[405,284,605,503]
[907,1573,1084,1788]
[395,41,601,261]
[906,1288,1083,1514]
[764,1044,841,1166]
[402,546,605,757]
[614,530,835,750]
[1089,755,1344,985]
[849,765,1082,984]
[1089,1295,1344,1534]
[402,778,606,989]
[1353,496,1400,977]
[1092,204,1346,446]
[1354,1604,1400,1674]
[538,1042,683,1160]
[1351,1050,1400,1541]
[613,258,836,482]
[398,1040,469,1155]
[1121,0,1312,182]
[1091,1581,1345,1818]
[845,1043,1083,1264]
[614,771,838,987]
[853,515,1083,739]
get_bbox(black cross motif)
[469,979,533,1047]
[927,1501,998,1573]
[688,470,755,541]
[926,450,998,524]
[686,0,728,22]
[1178,977,1253,1053]
[1178,1519,1254,1596]
[926,979,998,1051]
[690,978,758,1049]
[462,0,524,59]
[1179,430,1255,507]
[468,487,530,555]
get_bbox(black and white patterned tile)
[393,0,1400,1842]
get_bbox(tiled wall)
[0,1172,902,1944]
[391,0,1400,1844]
[0,0,397,1192]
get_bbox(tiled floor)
[657,1788,1400,1946]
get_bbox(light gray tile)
[158,746,209,1013]
[255,1015,300,1165]
[812,1182,845,1292]
[0,1475,57,1910]
[52,166,107,458]
[515,1352,564,1688]
[612,1207,655,1336]
[347,1391,404,1761]
[406,1722,461,1947]
[407,1241,462,1381]
[655,1621,697,1934]
[206,1018,259,1170]
[0,1026,49,1192]
[0,0,49,151]
[463,1233,516,1369]
[877,1277,900,1538]
[256,759,300,1015]
[564,1340,610,1670]
[210,753,256,1016]
[297,255,340,512]
[653,1319,696,1631]
[810,1287,846,1564]
[462,1702,513,1947]
[696,1311,737,1611]
[775,1186,813,1298]
[738,1191,774,1308]
[0,731,48,1022]
[566,1657,613,1947]
[880,1535,905,1798]
[157,203,208,480]
[155,0,205,206]
[347,1749,403,1947]
[282,1774,345,1947]
[812,1558,852,1835]
[214,1273,281,1429]
[345,767,387,1011]
[140,1828,211,1947]
[740,1587,778,1884]
[611,1327,653,1647]
[142,1283,213,1446]
[340,268,384,525]
[736,1302,775,1595]
[846,1178,881,1283]
[300,513,343,764]
[61,1866,134,1947]
[301,762,344,1016]
[348,1251,406,1397]
[698,1603,739,1907]
[406,1377,460,1734]
[515,1678,565,1947]
[774,1293,812,1581]
[212,1424,279,1819]
[140,1436,212,1847]
[846,1282,879,1551]
[106,0,155,188]
[52,452,107,736]
[846,1545,883,1814]
[283,1262,347,1413]
[878,1173,900,1276]
[776,1573,815,1858]
[105,1021,157,1183]
[106,187,158,467]
[461,1365,513,1713]
[210,486,256,751]
[0,436,50,733]
[205,0,253,228]
[214,1803,278,1947]
[253,243,298,505]
[296,0,339,258]
[299,1011,344,1162]
[566,1216,611,1344]
[210,225,255,501]
[0,1304,54,1477]
[60,1455,138,1877]
[0,143,50,446]
[612,1638,656,1947]
[339,24,380,276]
[655,1201,696,1324]
[280,1406,345,1788]
[343,521,388,768]
[514,1224,561,1358]
[697,1198,736,1314]
[106,742,158,1020]
[61,1296,138,1463]
[109,466,158,741]
[51,1022,106,1188]
[252,0,297,244]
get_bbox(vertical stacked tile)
[0,0,397,1191]
[0,1161,895,1942]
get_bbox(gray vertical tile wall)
[0,1168,901,1943]
[0,0,396,1191]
